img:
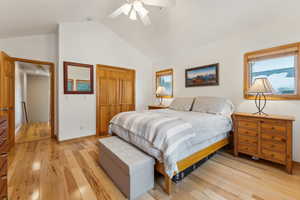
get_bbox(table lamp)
[156,86,167,105]
[248,77,274,115]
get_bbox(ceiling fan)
[109,0,175,26]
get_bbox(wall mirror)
[64,61,94,94]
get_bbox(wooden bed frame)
[155,138,229,195]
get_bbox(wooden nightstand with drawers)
[148,105,168,110]
[233,112,295,174]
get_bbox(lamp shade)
[156,86,167,96]
[248,77,274,94]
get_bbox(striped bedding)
[109,110,196,177]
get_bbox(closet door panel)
[99,79,108,104]
[110,105,121,121]
[99,106,109,134]
[107,78,119,105]
[120,71,135,113]
[123,80,134,104]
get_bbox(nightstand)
[232,112,295,174]
[148,105,168,110]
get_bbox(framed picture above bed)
[185,63,219,87]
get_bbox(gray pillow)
[192,96,234,116]
[169,97,195,112]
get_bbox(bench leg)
[164,175,172,195]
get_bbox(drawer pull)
[281,139,286,142]
[271,154,275,157]
[271,127,275,130]
[271,145,275,148]
[272,136,275,139]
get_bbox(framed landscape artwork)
[185,63,219,87]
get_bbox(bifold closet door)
[96,65,135,136]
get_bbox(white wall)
[152,20,300,162]
[14,62,26,133]
[58,22,153,141]
[27,75,50,123]
[0,34,57,61]
[0,34,58,135]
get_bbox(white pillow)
[169,97,195,112]
[192,96,234,116]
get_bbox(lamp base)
[158,97,163,105]
[254,92,268,115]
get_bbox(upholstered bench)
[98,136,155,200]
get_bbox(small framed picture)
[185,63,219,87]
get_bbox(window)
[156,69,173,98]
[244,43,300,100]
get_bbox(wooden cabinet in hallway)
[96,65,135,136]
[0,52,15,151]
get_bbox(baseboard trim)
[15,124,24,135]
[294,161,300,166]
[58,134,98,143]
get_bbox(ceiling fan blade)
[109,3,132,18]
[141,15,151,26]
[134,1,149,18]
[109,6,124,18]
[142,0,175,7]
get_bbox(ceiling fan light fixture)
[129,9,137,20]
[122,3,132,15]
[109,0,175,25]
[134,2,149,16]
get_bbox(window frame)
[244,42,300,100]
[156,68,174,98]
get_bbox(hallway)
[15,122,51,143]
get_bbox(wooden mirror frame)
[64,61,94,94]
[156,68,174,98]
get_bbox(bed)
[109,96,234,194]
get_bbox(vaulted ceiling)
[1,0,300,61]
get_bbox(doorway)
[14,61,52,143]
[0,52,56,149]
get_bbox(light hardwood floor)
[15,122,51,143]
[8,136,300,200]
